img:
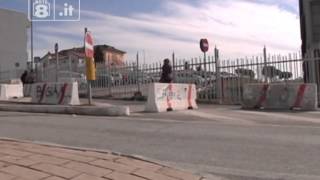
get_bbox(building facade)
[38,45,126,82]
[0,9,30,80]
[94,45,126,67]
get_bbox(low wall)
[0,83,23,100]
[145,83,198,112]
[31,82,80,105]
[242,83,318,110]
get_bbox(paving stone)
[116,158,162,171]
[63,161,112,177]
[105,171,146,180]
[16,147,94,163]
[0,156,39,166]
[28,154,69,165]
[0,161,9,168]
[70,174,105,180]
[90,159,137,173]
[46,152,96,163]
[133,169,178,180]
[0,171,16,180]
[43,176,66,180]
[0,149,32,157]
[0,165,50,180]
[0,140,202,180]
[31,163,81,179]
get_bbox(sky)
[0,0,301,62]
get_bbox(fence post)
[108,61,112,96]
[215,46,222,104]
[136,52,141,94]
[172,52,176,82]
[69,55,72,79]
[263,46,268,83]
[55,43,59,82]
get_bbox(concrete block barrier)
[242,83,318,110]
[145,83,198,112]
[0,83,23,100]
[23,84,33,97]
[31,82,80,105]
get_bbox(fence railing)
[35,48,320,105]
[0,69,25,82]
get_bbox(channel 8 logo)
[33,0,51,19]
[29,0,80,21]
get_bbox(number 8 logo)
[33,0,50,18]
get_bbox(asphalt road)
[0,103,320,180]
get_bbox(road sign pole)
[200,39,209,73]
[263,46,268,83]
[204,52,207,71]
[203,51,208,100]
[85,28,93,105]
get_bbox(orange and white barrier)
[0,83,23,100]
[31,82,80,105]
[145,83,197,112]
[242,83,318,110]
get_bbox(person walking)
[20,70,28,85]
[159,58,173,83]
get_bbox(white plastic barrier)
[145,83,198,112]
[242,83,318,110]
[31,82,80,105]
[0,84,24,100]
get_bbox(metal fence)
[36,47,320,105]
[0,69,25,82]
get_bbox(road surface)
[0,102,319,180]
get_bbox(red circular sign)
[85,32,94,58]
[200,39,209,53]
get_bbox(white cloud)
[33,0,301,62]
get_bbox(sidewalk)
[0,139,205,180]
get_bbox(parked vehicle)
[58,71,87,89]
[175,71,205,86]
[111,73,123,85]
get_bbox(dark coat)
[160,64,173,83]
[20,71,28,84]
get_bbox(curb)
[0,103,130,116]
[0,137,209,180]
